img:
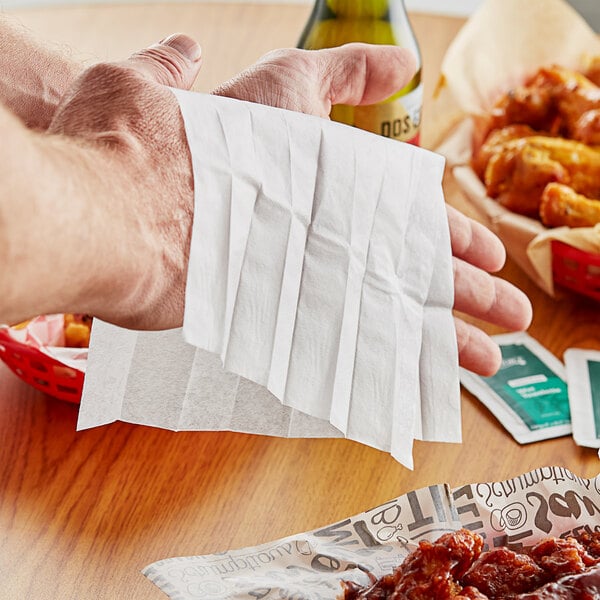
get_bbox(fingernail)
[159,33,202,62]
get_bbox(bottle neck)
[308,0,406,19]
[298,0,420,72]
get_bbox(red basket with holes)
[0,328,83,403]
[551,241,600,302]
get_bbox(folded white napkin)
[78,92,460,468]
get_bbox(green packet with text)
[564,348,600,450]
[460,331,571,444]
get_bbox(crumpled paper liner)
[432,0,600,296]
[0,314,87,373]
[142,466,600,600]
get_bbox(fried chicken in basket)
[338,529,600,600]
[471,125,537,180]
[473,62,600,227]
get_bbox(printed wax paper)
[142,467,600,600]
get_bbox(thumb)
[319,43,416,106]
[124,33,202,90]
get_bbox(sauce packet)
[564,348,600,449]
[460,332,571,443]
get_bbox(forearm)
[0,105,153,325]
[0,14,81,129]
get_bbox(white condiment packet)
[460,332,571,444]
[78,92,459,468]
[564,348,600,449]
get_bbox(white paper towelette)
[77,92,460,468]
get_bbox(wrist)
[0,123,159,326]
[38,138,165,324]
[14,59,82,131]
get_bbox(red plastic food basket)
[0,328,83,404]
[552,240,600,302]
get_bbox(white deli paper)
[142,467,600,600]
[78,92,460,468]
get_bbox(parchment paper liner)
[0,315,87,373]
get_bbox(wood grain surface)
[1,4,598,599]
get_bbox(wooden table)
[1,4,599,599]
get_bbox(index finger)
[318,43,417,107]
[446,204,506,273]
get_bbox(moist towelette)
[77,92,459,468]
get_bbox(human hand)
[447,205,532,376]
[39,34,203,330]
[18,36,530,379]
[33,41,415,331]
[214,45,531,377]
[213,42,416,117]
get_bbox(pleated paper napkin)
[77,92,460,468]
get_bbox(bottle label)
[353,82,423,144]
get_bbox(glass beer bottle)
[298,0,423,145]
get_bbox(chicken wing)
[339,530,600,600]
[584,55,600,87]
[491,65,600,142]
[540,182,600,228]
[471,124,538,179]
[339,529,484,600]
[572,108,600,145]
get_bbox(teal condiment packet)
[460,332,571,443]
[564,348,600,449]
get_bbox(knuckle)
[77,62,144,95]
[50,62,150,145]
[448,208,473,255]
[132,47,187,87]
[454,318,470,354]
[318,46,369,105]
[261,47,305,64]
